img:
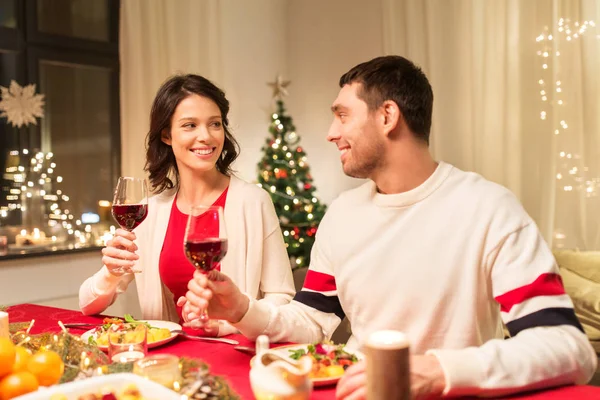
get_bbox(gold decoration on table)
[5,320,239,399]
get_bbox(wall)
[0,252,140,316]
[285,0,384,203]
[217,0,288,186]
[220,0,385,204]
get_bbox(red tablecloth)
[7,304,600,400]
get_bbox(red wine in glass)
[111,204,148,231]
[184,205,227,320]
[111,177,149,274]
[185,238,228,272]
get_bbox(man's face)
[327,83,385,179]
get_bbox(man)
[183,56,597,399]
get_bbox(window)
[0,0,120,258]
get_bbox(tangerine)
[0,338,16,379]
[26,350,64,386]
[12,346,32,373]
[0,371,39,399]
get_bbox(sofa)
[553,249,600,385]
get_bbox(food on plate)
[87,315,171,346]
[288,343,359,379]
[49,383,150,400]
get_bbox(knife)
[234,345,256,355]
[61,323,102,329]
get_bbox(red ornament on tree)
[304,183,312,190]
[293,227,300,239]
[296,147,303,153]
[307,227,317,237]
[275,169,288,179]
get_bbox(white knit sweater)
[233,162,597,397]
[79,176,295,335]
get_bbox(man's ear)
[381,100,401,137]
[161,128,172,145]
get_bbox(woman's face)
[162,94,225,175]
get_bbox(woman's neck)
[176,168,230,212]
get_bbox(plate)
[80,320,181,351]
[14,373,180,399]
[255,343,364,387]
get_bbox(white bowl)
[14,373,180,400]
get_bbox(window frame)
[0,0,121,259]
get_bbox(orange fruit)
[0,371,39,399]
[12,347,32,373]
[26,350,64,386]
[0,338,16,379]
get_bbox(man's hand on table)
[336,354,446,400]
[184,270,250,327]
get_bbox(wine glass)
[184,205,228,320]
[111,176,148,273]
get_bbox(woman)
[79,74,295,336]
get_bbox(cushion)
[554,249,600,283]
[554,250,600,343]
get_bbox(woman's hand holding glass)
[101,228,140,276]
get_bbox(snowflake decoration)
[0,80,45,128]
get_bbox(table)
[7,304,600,399]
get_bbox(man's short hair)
[339,56,434,144]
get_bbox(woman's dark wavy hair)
[145,74,240,193]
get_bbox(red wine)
[185,239,228,272]
[112,204,148,231]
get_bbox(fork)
[170,330,239,345]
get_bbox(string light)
[0,150,85,241]
[538,19,599,198]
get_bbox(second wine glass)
[184,205,228,321]
[111,176,149,274]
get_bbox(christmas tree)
[257,76,327,269]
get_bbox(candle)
[0,312,8,338]
[15,229,30,246]
[98,200,112,222]
[15,229,47,246]
[112,351,145,363]
[0,235,7,256]
[133,355,181,389]
[365,330,410,400]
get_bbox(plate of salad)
[80,314,181,351]
[273,342,363,386]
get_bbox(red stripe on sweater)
[495,273,566,313]
[303,270,337,292]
